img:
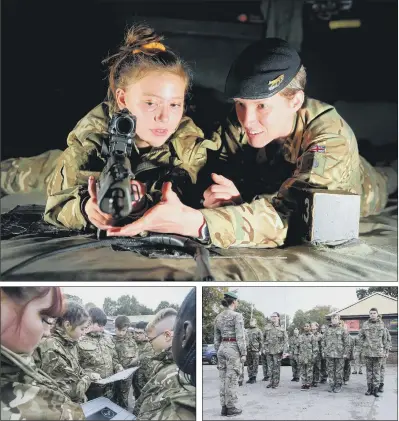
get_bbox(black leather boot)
[226,407,243,417]
[373,386,380,397]
[221,406,227,416]
[238,380,243,387]
[365,384,373,395]
[378,383,384,393]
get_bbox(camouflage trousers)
[266,353,282,387]
[290,356,299,379]
[238,361,244,383]
[365,356,383,388]
[262,353,270,378]
[320,358,327,380]
[354,352,364,372]
[246,351,260,379]
[299,362,313,385]
[312,357,321,383]
[217,345,241,408]
[344,359,351,382]
[114,374,133,410]
[326,357,345,387]
[1,150,62,195]
[380,356,387,384]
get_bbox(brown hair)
[102,24,192,112]
[1,287,65,328]
[279,65,307,100]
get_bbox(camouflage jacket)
[112,332,139,369]
[358,318,389,358]
[135,349,195,420]
[0,345,85,420]
[289,335,300,356]
[34,327,91,403]
[298,332,318,364]
[312,331,323,359]
[136,340,157,381]
[200,98,388,248]
[247,327,263,352]
[263,324,288,355]
[77,331,123,379]
[321,324,349,358]
[44,102,220,230]
[347,335,355,360]
[214,309,247,357]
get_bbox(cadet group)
[243,309,391,395]
[33,302,195,419]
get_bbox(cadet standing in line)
[264,312,288,389]
[238,328,249,386]
[289,327,300,382]
[298,322,318,391]
[310,322,322,387]
[352,333,364,375]
[246,318,263,384]
[106,38,397,249]
[134,308,184,419]
[319,324,328,383]
[112,315,139,410]
[378,324,392,393]
[343,324,354,385]
[214,291,246,417]
[132,321,156,401]
[321,313,349,393]
[34,300,93,403]
[358,307,389,397]
[78,307,124,401]
[261,321,271,382]
[1,287,85,420]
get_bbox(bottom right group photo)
[202,286,398,421]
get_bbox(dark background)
[2,0,398,160]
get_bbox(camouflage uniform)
[298,332,318,386]
[320,331,328,381]
[353,335,364,373]
[112,332,138,409]
[0,344,85,420]
[246,326,263,380]
[77,331,123,401]
[358,318,389,389]
[134,348,195,420]
[33,327,92,403]
[289,334,300,380]
[380,328,392,386]
[343,334,355,382]
[321,324,349,389]
[214,308,246,409]
[238,329,249,384]
[261,325,271,380]
[199,98,389,248]
[263,324,288,387]
[312,331,323,384]
[132,340,156,400]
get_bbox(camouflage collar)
[53,327,78,346]
[87,331,103,338]
[153,347,174,363]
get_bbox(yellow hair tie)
[133,42,166,54]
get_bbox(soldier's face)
[147,326,174,353]
[66,320,89,341]
[294,329,299,336]
[271,314,279,325]
[369,311,378,320]
[311,323,318,332]
[1,290,54,354]
[331,316,339,325]
[304,324,310,332]
[116,71,186,148]
[135,329,146,342]
[321,326,326,333]
[234,91,303,149]
[116,327,128,337]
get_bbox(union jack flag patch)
[309,145,326,153]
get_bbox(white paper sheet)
[94,367,138,385]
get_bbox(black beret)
[225,38,302,100]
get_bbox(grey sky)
[232,286,360,319]
[61,286,193,309]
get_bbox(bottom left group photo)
[0,285,196,420]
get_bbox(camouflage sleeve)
[214,318,221,353]
[235,313,246,357]
[44,104,108,230]
[386,329,392,352]
[111,345,124,373]
[342,329,350,357]
[312,336,318,360]
[258,329,263,350]
[283,331,289,354]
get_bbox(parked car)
[203,344,218,365]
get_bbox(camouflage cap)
[224,290,238,300]
[225,38,301,100]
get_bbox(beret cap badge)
[268,74,285,91]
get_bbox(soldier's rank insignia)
[268,74,285,91]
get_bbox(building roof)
[326,293,397,317]
[107,314,155,323]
